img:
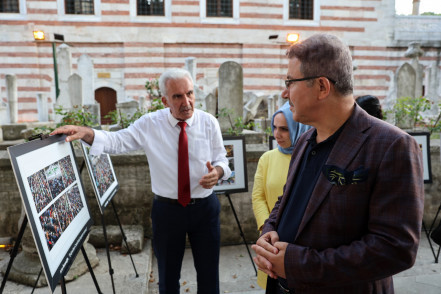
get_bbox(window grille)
[65,0,94,15]
[289,0,313,20]
[0,0,19,13]
[137,0,164,16]
[207,0,232,17]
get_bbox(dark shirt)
[277,124,345,288]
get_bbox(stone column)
[267,95,275,119]
[218,61,243,133]
[185,57,197,82]
[397,63,416,99]
[139,96,147,110]
[205,92,217,117]
[404,42,424,98]
[6,74,18,123]
[0,81,6,126]
[78,54,95,105]
[37,93,49,122]
[54,44,73,119]
[412,0,420,15]
[427,60,440,104]
[277,94,285,109]
[68,73,83,107]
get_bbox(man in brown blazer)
[252,33,424,294]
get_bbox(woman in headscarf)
[251,101,311,289]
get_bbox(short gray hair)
[286,33,353,96]
[158,68,194,98]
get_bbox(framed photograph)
[408,132,432,183]
[213,136,248,194]
[80,144,119,214]
[8,134,93,292]
[269,136,277,150]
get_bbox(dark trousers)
[152,193,220,294]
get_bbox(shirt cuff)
[88,129,105,156]
[215,161,232,181]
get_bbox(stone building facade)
[0,0,440,122]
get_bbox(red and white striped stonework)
[0,0,440,122]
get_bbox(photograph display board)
[8,135,92,293]
[213,136,248,194]
[268,136,277,150]
[80,144,119,213]
[408,132,432,183]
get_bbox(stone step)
[88,224,145,254]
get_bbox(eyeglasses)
[284,76,336,88]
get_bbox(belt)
[278,282,294,294]
[154,195,207,205]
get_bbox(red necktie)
[177,121,190,207]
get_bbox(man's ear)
[161,96,168,107]
[317,77,331,100]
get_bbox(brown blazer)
[263,104,424,294]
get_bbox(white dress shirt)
[89,108,232,199]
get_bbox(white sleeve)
[88,129,106,156]
[210,118,232,181]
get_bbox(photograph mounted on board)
[408,132,432,183]
[8,134,92,293]
[80,144,119,213]
[213,136,248,194]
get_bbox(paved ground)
[147,244,262,294]
[1,232,441,294]
[0,242,151,294]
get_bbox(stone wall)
[0,141,265,245]
[1,140,440,245]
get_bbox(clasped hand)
[251,231,288,279]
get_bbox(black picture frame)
[7,134,93,292]
[80,144,119,214]
[213,136,248,194]
[268,135,277,150]
[408,132,432,183]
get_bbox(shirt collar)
[167,108,196,128]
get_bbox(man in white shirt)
[51,68,232,294]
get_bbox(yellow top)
[252,148,291,230]
[252,148,291,289]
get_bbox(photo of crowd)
[67,185,83,219]
[39,205,62,251]
[25,155,84,250]
[44,155,77,199]
[28,170,53,213]
[59,155,76,187]
[28,156,78,217]
[89,153,115,198]
[39,184,84,251]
